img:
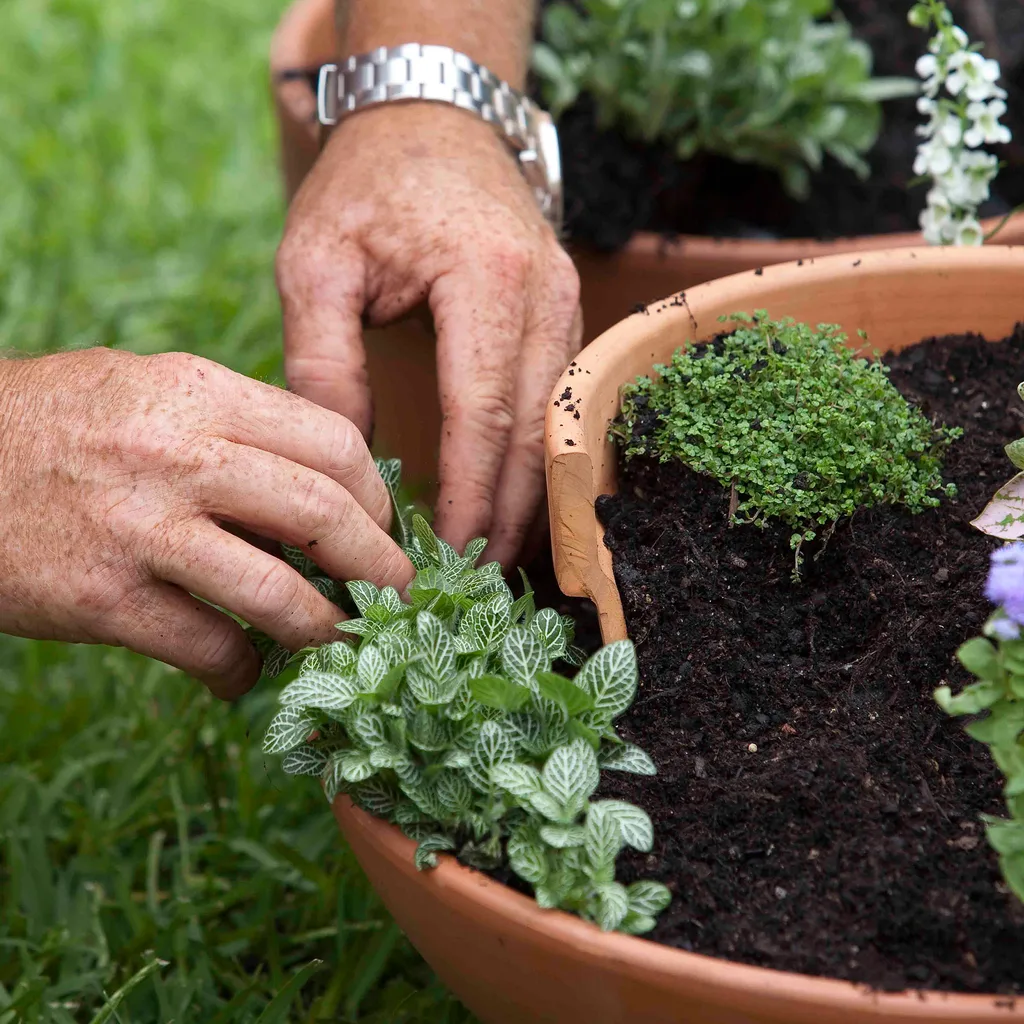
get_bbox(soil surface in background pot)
[543,0,1024,249]
[596,327,1024,992]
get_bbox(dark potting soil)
[541,0,1024,249]
[595,327,1024,993]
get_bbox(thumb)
[276,239,373,439]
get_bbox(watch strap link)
[316,45,562,231]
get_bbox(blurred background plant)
[0,0,470,1019]
[533,0,919,198]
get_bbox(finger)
[430,256,529,553]
[276,235,375,438]
[194,441,414,591]
[201,365,392,532]
[149,521,346,655]
[111,581,261,701]
[485,271,582,568]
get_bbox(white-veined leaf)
[620,912,658,935]
[466,721,515,791]
[542,739,600,815]
[379,586,404,614]
[262,643,294,680]
[460,593,513,651]
[528,790,567,822]
[280,672,361,711]
[263,706,317,754]
[369,745,402,769]
[599,800,654,851]
[412,515,440,562]
[357,644,388,691]
[531,607,568,658]
[416,611,457,684]
[406,663,442,705]
[501,627,551,689]
[336,618,380,638]
[414,834,456,870]
[464,537,487,565]
[492,762,543,801]
[436,771,473,814]
[319,641,357,674]
[353,778,400,818]
[599,743,657,776]
[585,802,623,876]
[577,641,638,720]
[539,823,586,848]
[338,749,375,783]
[282,745,329,777]
[349,709,387,748]
[347,580,381,615]
[408,707,452,751]
[442,748,472,769]
[627,880,672,916]
[594,882,629,932]
[507,829,550,884]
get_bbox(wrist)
[336,0,533,89]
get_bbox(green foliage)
[615,312,958,547]
[935,627,1024,903]
[263,465,670,935]
[533,0,918,198]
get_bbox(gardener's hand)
[0,348,413,699]
[276,103,582,567]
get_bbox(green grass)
[0,0,472,1019]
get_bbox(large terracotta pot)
[329,247,1024,1024]
[270,0,1024,496]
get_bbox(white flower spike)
[910,0,1010,247]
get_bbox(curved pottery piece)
[270,0,1024,495]
[331,248,1024,1024]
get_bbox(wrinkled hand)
[0,349,413,698]
[276,103,582,566]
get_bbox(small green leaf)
[539,823,586,848]
[412,514,440,562]
[957,637,1003,683]
[469,674,533,711]
[536,671,595,716]
[627,879,673,916]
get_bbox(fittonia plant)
[256,460,671,935]
[910,0,1010,246]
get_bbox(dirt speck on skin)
[597,327,1024,993]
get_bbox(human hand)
[0,348,413,699]
[276,102,582,567]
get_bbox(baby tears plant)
[258,460,671,935]
[935,543,1024,903]
[615,313,959,568]
[533,0,917,199]
[910,0,1010,245]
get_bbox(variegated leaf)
[338,749,375,783]
[354,778,400,817]
[281,745,328,777]
[627,880,672,916]
[349,709,387,748]
[593,882,630,932]
[501,626,550,690]
[598,800,654,852]
[585,801,623,877]
[357,644,388,692]
[279,671,361,711]
[414,834,456,870]
[972,472,1024,539]
[319,641,357,675]
[531,607,568,658]
[466,720,515,792]
[577,641,638,720]
[463,537,487,565]
[346,580,380,615]
[599,743,657,776]
[542,739,600,816]
[539,823,586,848]
[263,705,317,754]
[507,828,549,885]
[492,762,543,801]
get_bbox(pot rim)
[335,794,1024,1017]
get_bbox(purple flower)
[986,542,1024,624]
[989,616,1022,642]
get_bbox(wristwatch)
[316,45,563,234]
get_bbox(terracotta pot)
[325,248,1024,1024]
[546,245,1024,644]
[270,0,1024,495]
